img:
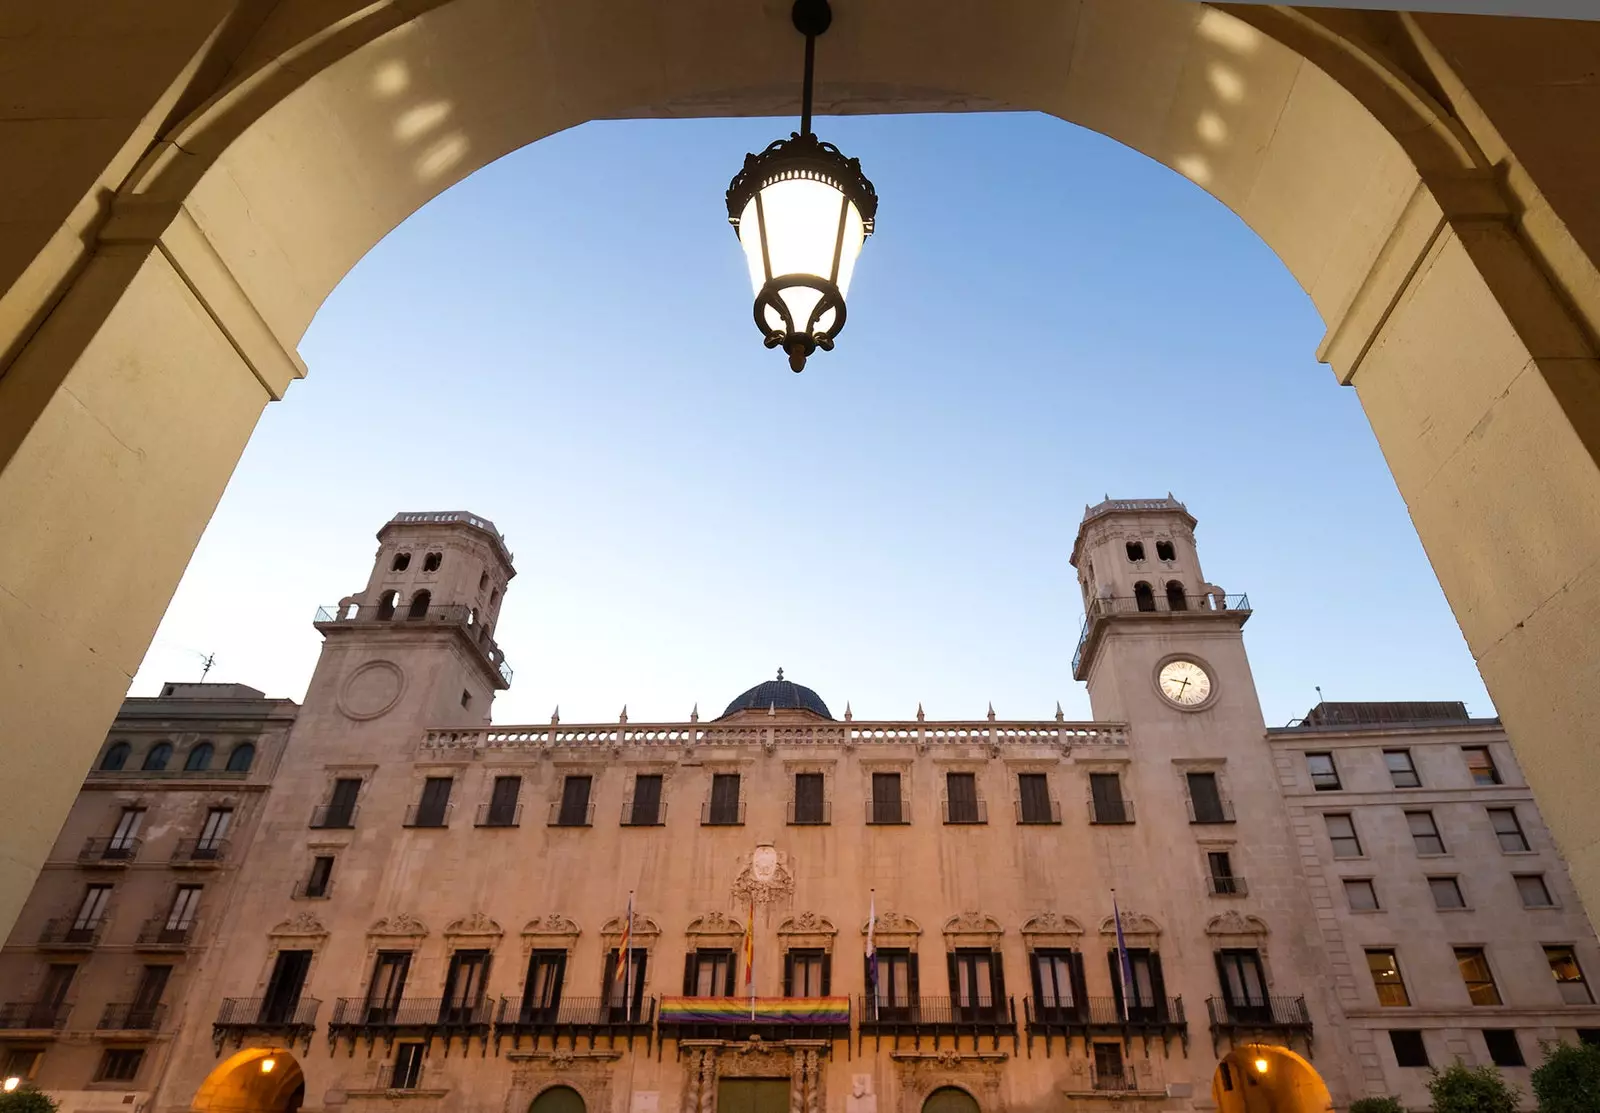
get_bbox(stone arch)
[942,913,1004,948]
[192,1047,306,1113]
[529,1084,586,1113]
[1019,912,1084,949]
[1212,1042,1336,1113]
[921,1087,980,1113]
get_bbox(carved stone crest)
[269,912,328,937]
[1021,912,1084,940]
[445,911,504,938]
[1205,912,1269,937]
[732,843,794,905]
[686,911,744,941]
[1098,910,1161,937]
[523,914,581,937]
[368,912,429,937]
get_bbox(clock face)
[1158,660,1213,707]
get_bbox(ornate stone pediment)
[368,912,429,938]
[732,843,794,905]
[444,912,504,940]
[942,912,1004,946]
[522,914,581,938]
[685,911,744,940]
[778,912,837,939]
[1020,912,1084,941]
[1097,910,1161,937]
[270,912,328,937]
[1205,912,1269,937]
[600,913,660,942]
[862,911,920,945]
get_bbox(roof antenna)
[1315,685,1325,704]
[198,652,216,682]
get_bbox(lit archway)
[191,1047,306,1113]
[1211,1043,1333,1113]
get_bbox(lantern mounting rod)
[792,0,832,137]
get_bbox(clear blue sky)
[131,111,1494,727]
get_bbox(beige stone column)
[0,202,300,933]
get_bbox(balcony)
[136,917,197,950]
[0,1001,70,1032]
[476,802,523,828]
[942,798,988,825]
[374,1061,426,1091]
[1074,593,1250,679]
[657,996,848,1046]
[1092,1069,1139,1092]
[1207,875,1249,897]
[78,837,141,866]
[1188,798,1237,825]
[402,802,453,828]
[315,602,513,688]
[1088,798,1135,825]
[98,1003,166,1033]
[701,800,746,827]
[857,997,1017,1052]
[171,838,230,867]
[38,918,104,949]
[494,996,656,1052]
[620,800,666,827]
[548,800,594,828]
[292,877,333,900]
[1205,996,1312,1056]
[865,799,909,826]
[329,997,494,1053]
[1023,996,1189,1056]
[310,803,358,829]
[786,799,831,826]
[213,997,321,1053]
[1015,797,1062,825]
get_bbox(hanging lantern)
[726,0,878,372]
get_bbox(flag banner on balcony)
[659,997,849,1024]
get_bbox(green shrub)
[1350,1097,1407,1113]
[1426,1061,1520,1113]
[0,1088,59,1113]
[1530,1040,1600,1113]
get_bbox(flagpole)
[1112,888,1133,1024]
[866,888,877,1020]
[748,896,757,1020]
[620,890,634,1022]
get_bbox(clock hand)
[1176,677,1190,698]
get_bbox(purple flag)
[1113,892,1135,1022]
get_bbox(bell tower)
[301,511,516,742]
[1069,496,1253,724]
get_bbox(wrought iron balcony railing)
[39,918,104,948]
[98,1003,166,1031]
[330,997,494,1031]
[1092,1069,1139,1092]
[1206,995,1312,1034]
[375,1061,425,1091]
[215,996,322,1029]
[857,996,1018,1050]
[310,803,358,829]
[701,800,746,826]
[493,996,656,1052]
[137,917,197,948]
[620,800,666,827]
[79,837,141,865]
[315,603,512,686]
[1207,875,1248,897]
[293,876,333,899]
[941,797,988,825]
[1088,797,1135,825]
[1188,797,1237,824]
[476,802,523,827]
[1074,593,1250,676]
[865,799,909,825]
[0,1001,70,1030]
[171,837,230,865]
[1015,797,1062,824]
[402,801,453,828]
[786,798,831,825]
[548,799,594,827]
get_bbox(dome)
[719,670,832,720]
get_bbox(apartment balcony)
[329,997,494,1053]
[657,996,847,1046]
[309,803,358,830]
[1088,798,1135,825]
[315,602,513,688]
[941,798,988,825]
[1074,593,1250,679]
[374,1061,426,1091]
[292,877,334,900]
[98,1003,166,1034]
[1207,875,1249,897]
[171,838,230,867]
[865,800,909,826]
[493,996,655,1052]
[620,801,666,827]
[476,802,523,828]
[1092,1069,1139,1092]
[700,800,746,827]
[212,997,321,1053]
[856,997,1017,1053]
[1188,798,1237,825]
[402,802,453,828]
[548,800,594,828]
[1023,996,1189,1056]
[0,1001,70,1033]
[136,917,197,951]
[1205,996,1313,1056]
[786,799,831,826]
[78,837,140,866]
[38,918,104,950]
[1015,798,1062,825]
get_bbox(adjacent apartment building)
[2,501,1596,1113]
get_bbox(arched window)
[376,591,398,621]
[530,1086,586,1113]
[1165,581,1188,611]
[101,743,130,771]
[422,552,443,572]
[478,571,489,592]
[407,590,431,620]
[489,588,498,608]
[1155,540,1176,561]
[1133,582,1156,612]
[143,742,173,771]
[1125,542,1145,562]
[184,742,214,771]
[226,742,256,772]
[922,1088,979,1113]
[391,551,411,572]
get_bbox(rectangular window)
[1,1049,41,1082]
[1216,949,1269,1021]
[1516,874,1554,908]
[391,1042,425,1090]
[1093,1042,1127,1090]
[1386,749,1421,788]
[1367,950,1410,1007]
[627,774,663,826]
[944,772,982,824]
[303,856,334,899]
[1456,947,1502,1006]
[1207,851,1242,896]
[1428,877,1466,910]
[870,773,904,825]
[1390,1029,1430,1068]
[441,949,491,1022]
[1325,813,1362,858]
[1109,948,1165,1022]
[870,949,917,1019]
[364,951,412,1023]
[409,776,452,827]
[1307,753,1341,791]
[1407,810,1447,855]
[604,948,648,1021]
[686,948,735,997]
[484,775,522,826]
[96,1049,144,1083]
[706,773,742,825]
[1187,772,1229,824]
[71,884,112,940]
[196,808,233,856]
[785,948,829,997]
[1490,808,1530,852]
[108,807,145,856]
[520,950,566,1021]
[556,775,592,826]
[791,772,826,825]
[128,965,171,1028]
[261,950,311,1024]
[1344,879,1380,912]
[950,948,1005,1021]
[316,778,361,828]
[1464,746,1502,786]
[1031,949,1081,1020]
[1546,946,1593,1004]
[38,964,77,1012]
[165,885,203,934]
[1089,773,1129,824]
[1017,773,1056,823]
[1483,1029,1525,1068]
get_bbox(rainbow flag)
[659,997,850,1024]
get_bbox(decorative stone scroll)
[862,911,920,948]
[1019,912,1084,948]
[1097,910,1161,940]
[367,912,429,939]
[444,911,504,942]
[269,912,329,938]
[601,913,661,945]
[1204,911,1268,939]
[778,912,837,951]
[942,912,1004,948]
[732,843,795,905]
[685,911,745,945]
[522,914,581,942]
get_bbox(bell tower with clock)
[1069,495,1261,730]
